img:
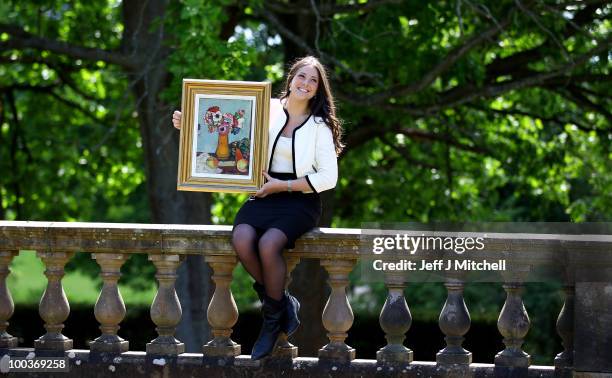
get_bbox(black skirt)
[233,172,322,249]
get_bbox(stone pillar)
[273,255,300,359]
[436,278,472,365]
[554,285,574,374]
[35,251,74,353]
[495,282,531,368]
[0,251,18,349]
[202,255,240,358]
[376,271,413,364]
[146,254,185,356]
[574,282,612,373]
[318,259,356,364]
[90,253,129,354]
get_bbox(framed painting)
[177,79,271,193]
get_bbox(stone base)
[272,344,298,359]
[377,348,413,364]
[146,341,185,356]
[436,350,472,365]
[0,335,18,349]
[318,345,356,364]
[0,351,561,376]
[90,339,129,354]
[202,343,240,358]
[554,351,572,369]
[34,337,73,352]
[494,350,530,368]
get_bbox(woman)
[172,56,343,360]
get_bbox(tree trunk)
[122,0,212,352]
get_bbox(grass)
[7,251,261,310]
[7,251,157,306]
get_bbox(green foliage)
[325,1,611,225]
[162,0,260,104]
[8,1,606,228]
[8,251,156,306]
[230,264,260,310]
[1,0,610,364]
[0,1,146,223]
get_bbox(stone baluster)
[146,254,185,356]
[436,277,472,368]
[90,253,129,354]
[202,255,240,358]
[377,271,413,364]
[273,255,300,359]
[35,251,74,353]
[0,251,18,349]
[495,282,531,368]
[554,285,574,370]
[318,259,356,363]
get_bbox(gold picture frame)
[177,79,271,193]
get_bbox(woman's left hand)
[254,172,284,198]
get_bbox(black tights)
[232,224,288,301]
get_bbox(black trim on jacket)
[305,175,318,193]
[267,108,290,177]
[268,106,312,188]
[290,113,312,175]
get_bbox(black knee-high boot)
[251,294,286,360]
[253,282,300,336]
[284,294,300,336]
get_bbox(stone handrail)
[1,220,611,377]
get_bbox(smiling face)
[289,65,320,102]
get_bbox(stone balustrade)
[0,221,611,377]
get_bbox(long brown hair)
[279,56,344,156]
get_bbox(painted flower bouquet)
[202,106,246,160]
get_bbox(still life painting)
[194,96,252,177]
[177,79,270,193]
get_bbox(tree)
[0,0,257,351]
[2,0,610,356]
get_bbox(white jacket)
[266,98,338,193]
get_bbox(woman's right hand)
[172,110,182,129]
